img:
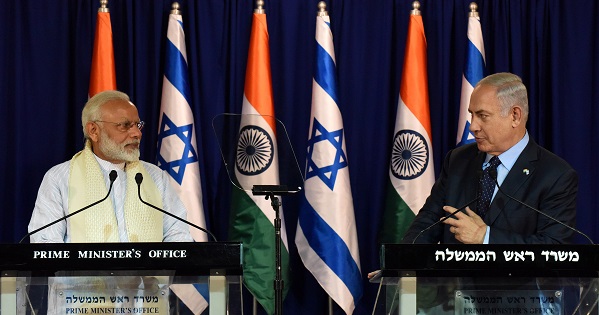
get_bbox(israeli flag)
[157,7,209,314]
[457,6,486,146]
[295,4,363,314]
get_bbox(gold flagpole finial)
[469,2,479,18]
[255,0,265,14]
[171,2,181,15]
[317,1,328,17]
[98,0,109,13]
[411,1,421,16]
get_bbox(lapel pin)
[523,169,530,175]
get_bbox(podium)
[372,244,599,314]
[0,242,242,315]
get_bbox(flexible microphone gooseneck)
[489,169,594,245]
[411,196,480,244]
[135,173,217,242]
[20,170,118,243]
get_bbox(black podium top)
[380,244,599,278]
[0,242,242,277]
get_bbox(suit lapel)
[486,140,539,224]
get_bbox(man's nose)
[129,125,142,138]
[469,117,479,132]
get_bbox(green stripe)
[229,188,290,315]
[379,178,416,244]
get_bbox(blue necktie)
[477,156,501,218]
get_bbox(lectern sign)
[433,248,580,263]
[32,249,188,259]
[373,244,599,314]
[0,242,242,277]
[380,244,596,277]
[50,276,169,315]
[455,290,562,315]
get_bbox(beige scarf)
[68,140,163,242]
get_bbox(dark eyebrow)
[472,109,491,115]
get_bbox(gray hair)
[81,90,131,139]
[476,72,529,119]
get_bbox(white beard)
[98,130,140,162]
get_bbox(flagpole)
[320,0,332,309]
[318,5,334,315]
[469,2,479,17]
[98,0,108,12]
[247,2,283,313]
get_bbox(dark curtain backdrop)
[1,0,598,314]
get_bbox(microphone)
[135,173,218,242]
[411,196,480,244]
[20,170,118,243]
[489,169,594,245]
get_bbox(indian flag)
[89,0,116,97]
[229,6,290,315]
[379,4,435,243]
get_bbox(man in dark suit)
[397,72,579,314]
[403,72,578,244]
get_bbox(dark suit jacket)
[402,138,578,244]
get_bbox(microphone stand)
[20,171,118,243]
[135,173,218,242]
[489,169,594,245]
[270,192,283,315]
[252,185,291,315]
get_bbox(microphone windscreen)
[109,170,118,182]
[135,173,143,185]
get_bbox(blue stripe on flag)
[298,197,363,301]
[463,40,485,88]
[164,40,192,105]
[193,283,209,303]
[160,14,208,314]
[457,121,474,146]
[314,43,339,104]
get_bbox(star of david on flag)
[157,113,198,185]
[295,4,362,314]
[305,118,347,190]
[158,5,208,313]
[457,3,486,146]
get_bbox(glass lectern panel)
[2,273,242,315]
[373,244,599,315]
[0,242,243,315]
[373,275,598,314]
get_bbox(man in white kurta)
[26,90,193,314]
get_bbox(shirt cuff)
[483,226,490,244]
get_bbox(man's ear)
[511,106,523,127]
[86,121,100,143]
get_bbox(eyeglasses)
[94,120,145,132]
